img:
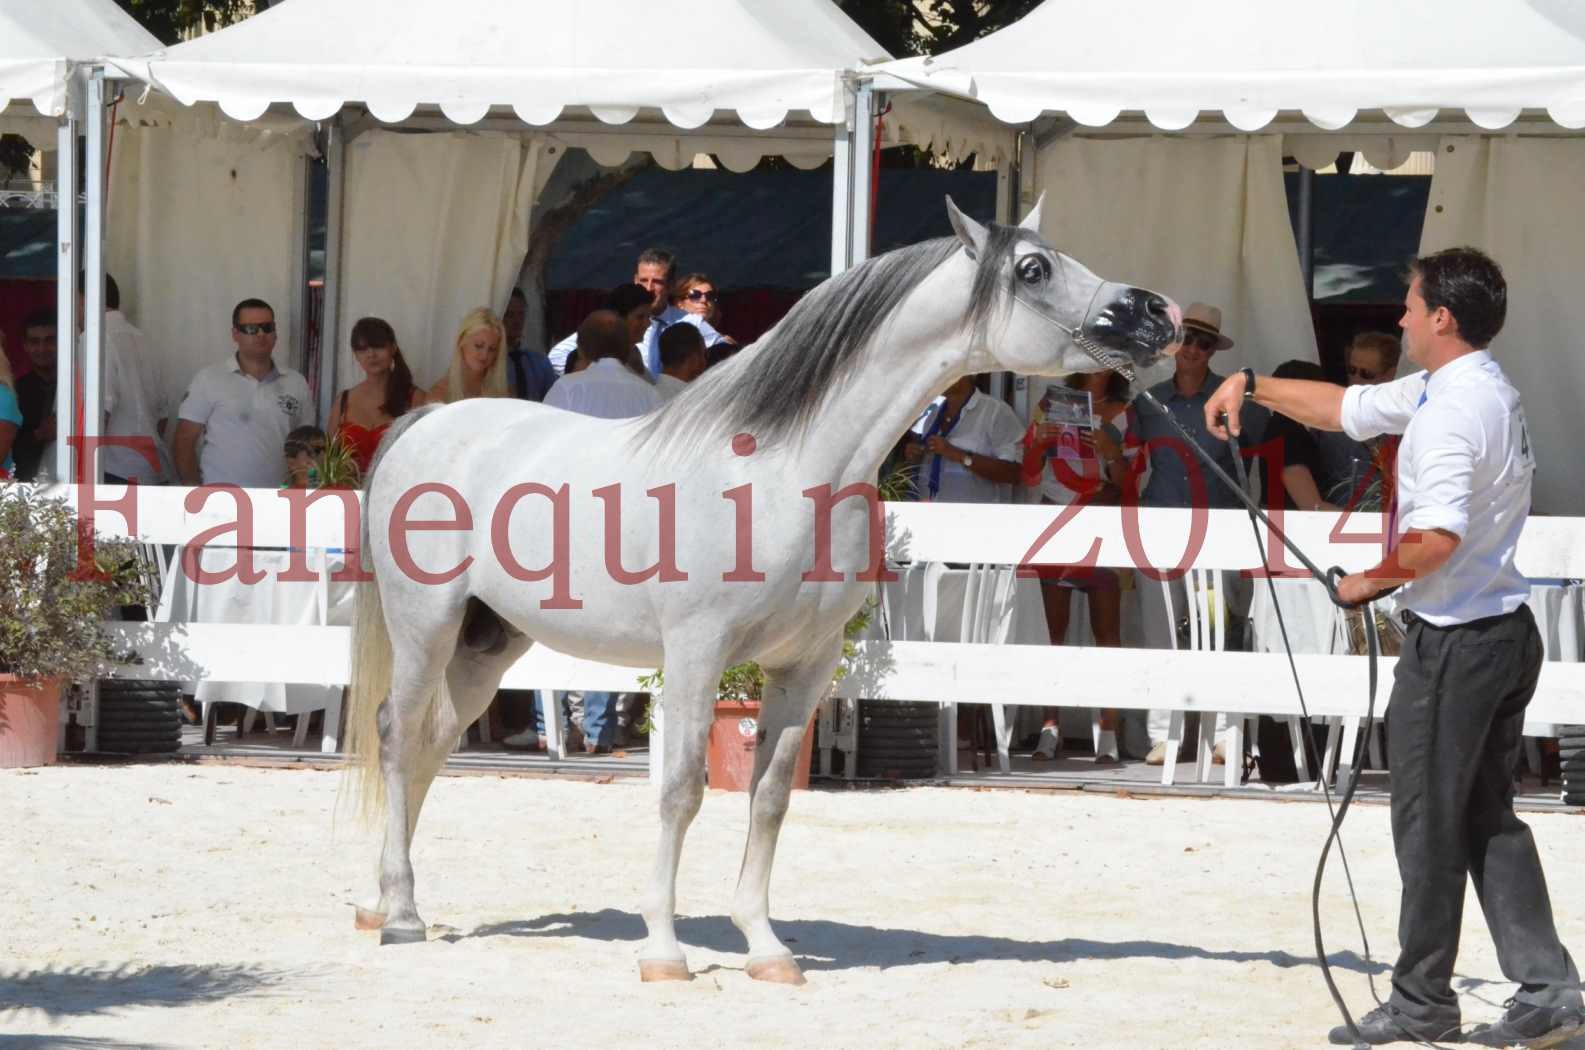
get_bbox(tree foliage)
[113,0,259,45]
[835,0,1044,57]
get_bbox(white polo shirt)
[910,389,1026,504]
[1340,349,1534,626]
[178,355,313,487]
[543,358,661,420]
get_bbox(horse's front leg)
[730,636,842,985]
[638,651,725,981]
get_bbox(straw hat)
[1181,302,1234,351]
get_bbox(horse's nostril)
[1146,297,1169,320]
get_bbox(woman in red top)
[327,317,425,475]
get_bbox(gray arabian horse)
[344,198,1181,984]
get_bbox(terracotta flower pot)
[0,676,63,768]
[706,698,815,792]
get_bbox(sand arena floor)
[2,763,1582,1050]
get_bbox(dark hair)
[232,297,274,328]
[350,316,415,419]
[75,272,121,309]
[284,425,325,455]
[1408,247,1506,349]
[603,283,653,317]
[1348,330,1401,371]
[636,247,675,280]
[577,309,632,362]
[1272,358,1326,382]
[659,322,706,370]
[704,340,740,371]
[21,308,56,334]
[1064,369,1131,403]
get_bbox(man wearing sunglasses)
[632,250,723,376]
[173,297,312,487]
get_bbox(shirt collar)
[230,353,281,382]
[1152,369,1222,402]
[1422,349,1491,402]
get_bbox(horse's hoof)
[746,955,806,986]
[638,959,693,982]
[379,925,427,946]
[354,906,387,931]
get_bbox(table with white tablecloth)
[155,547,355,748]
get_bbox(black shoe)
[1328,1003,1460,1045]
[1466,998,1585,1049]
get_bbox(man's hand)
[925,435,962,462]
[1204,372,1251,440]
[1337,572,1382,606]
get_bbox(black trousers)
[1386,603,1582,1026]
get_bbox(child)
[282,425,326,488]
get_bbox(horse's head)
[947,196,1181,380]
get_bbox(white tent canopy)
[876,0,1585,132]
[0,0,157,123]
[113,0,889,129]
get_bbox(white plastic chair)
[934,563,1020,775]
[1159,571,1312,788]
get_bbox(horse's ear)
[945,196,988,260]
[1019,193,1045,232]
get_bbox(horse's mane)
[638,222,1030,455]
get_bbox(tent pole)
[830,82,856,277]
[850,82,875,265]
[53,69,80,484]
[318,116,346,427]
[81,68,108,486]
[1296,166,1315,299]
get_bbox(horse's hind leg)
[364,601,532,941]
[638,647,726,982]
[730,636,842,985]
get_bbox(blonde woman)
[0,339,23,479]
[429,307,509,403]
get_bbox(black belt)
[1400,605,1529,631]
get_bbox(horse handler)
[1205,247,1582,1047]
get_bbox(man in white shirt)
[511,310,661,756]
[543,310,663,421]
[1206,247,1581,1049]
[173,298,312,488]
[653,322,707,402]
[92,274,170,483]
[902,375,1024,503]
[548,284,653,376]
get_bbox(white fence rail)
[39,484,1581,739]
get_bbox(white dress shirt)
[910,389,1026,504]
[101,310,171,482]
[543,358,662,420]
[653,373,689,402]
[1340,349,1535,626]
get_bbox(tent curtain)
[106,117,306,420]
[1421,136,1585,516]
[337,130,554,393]
[1033,134,1315,381]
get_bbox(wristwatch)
[1240,366,1257,400]
[962,453,975,468]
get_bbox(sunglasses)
[236,322,277,335]
[1346,365,1382,381]
[686,289,720,304]
[1182,331,1217,351]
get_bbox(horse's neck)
[797,265,974,489]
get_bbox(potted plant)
[0,486,153,767]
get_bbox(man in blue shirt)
[502,288,557,402]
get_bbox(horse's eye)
[1016,254,1051,286]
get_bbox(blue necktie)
[922,403,963,499]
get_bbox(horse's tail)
[342,405,444,827]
